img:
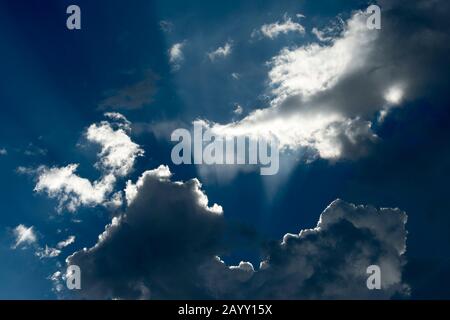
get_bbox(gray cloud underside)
[66,166,408,299]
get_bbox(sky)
[0,0,450,299]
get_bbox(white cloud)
[169,42,186,70]
[199,12,381,163]
[384,85,404,106]
[35,113,142,212]
[86,118,144,177]
[268,13,376,101]
[312,27,333,42]
[35,245,61,259]
[62,191,408,299]
[0,148,7,156]
[208,42,232,61]
[12,224,37,248]
[57,235,76,249]
[231,73,240,80]
[253,16,305,39]
[35,164,116,212]
[233,104,243,115]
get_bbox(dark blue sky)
[1,0,449,299]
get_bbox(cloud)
[62,164,407,299]
[35,165,116,212]
[311,18,345,42]
[267,13,376,103]
[169,42,186,70]
[233,104,243,115]
[12,225,37,249]
[199,12,379,162]
[66,165,223,299]
[35,113,142,212]
[199,1,450,163]
[98,71,157,110]
[202,200,408,299]
[86,116,144,177]
[159,20,173,33]
[57,235,76,249]
[35,236,76,258]
[23,143,47,156]
[252,15,305,39]
[208,42,232,61]
[0,148,7,156]
[35,245,61,259]
[11,224,75,259]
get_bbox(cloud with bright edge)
[34,113,143,212]
[199,10,417,164]
[59,164,408,299]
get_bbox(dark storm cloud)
[66,165,224,299]
[202,200,408,299]
[65,167,408,299]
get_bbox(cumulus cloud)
[0,148,7,155]
[86,117,144,177]
[35,236,76,258]
[169,42,186,70]
[208,42,233,61]
[12,224,37,249]
[252,15,305,39]
[35,113,142,212]
[35,165,116,212]
[62,164,408,299]
[201,200,408,299]
[66,165,223,299]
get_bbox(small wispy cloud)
[252,14,305,39]
[35,245,61,259]
[208,42,233,61]
[159,20,173,33]
[98,71,157,110]
[12,224,37,249]
[233,104,243,115]
[0,148,7,156]
[169,41,186,70]
[57,235,76,249]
